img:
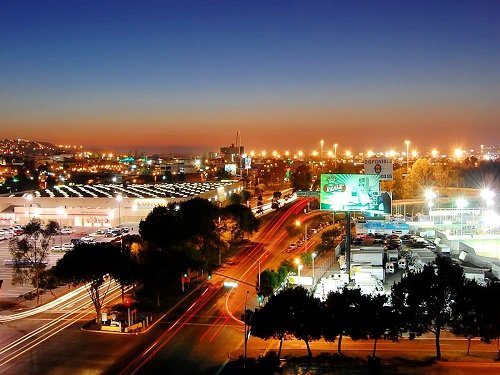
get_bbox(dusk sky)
[1,0,499,154]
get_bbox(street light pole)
[312,252,317,280]
[25,193,33,222]
[334,143,338,169]
[405,140,410,175]
[56,207,65,247]
[116,193,123,226]
[320,139,324,166]
[244,290,249,369]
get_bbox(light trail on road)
[0,281,127,369]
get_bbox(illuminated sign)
[133,198,167,209]
[364,158,393,181]
[320,174,387,214]
[224,164,237,175]
[244,157,252,169]
[288,276,313,286]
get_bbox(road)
[0,201,499,374]
[0,200,307,374]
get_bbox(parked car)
[62,242,74,250]
[51,245,64,252]
[80,236,96,243]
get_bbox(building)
[0,181,244,227]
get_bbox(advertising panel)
[244,157,252,169]
[224,164,237,175]
[320,174,386,214]
[364,158,393,181]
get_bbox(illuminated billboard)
[320,174,388,214]
[364,157,393,181]
[224,164,237,176]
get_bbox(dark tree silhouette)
[290,165,312,191]
[53,242,121,326]
[323,287,366,354]
[361,293,403,357]
[391,257,465,359]
[252,286,322,358]
[9,219,59,305]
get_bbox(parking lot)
[0,223,138,302]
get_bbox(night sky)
[1,0,499,154]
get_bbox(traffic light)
[258,295,263,304]
[207,271,212,280]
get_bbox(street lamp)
[25,193,33,222]
[320,139,324,166]
[480,189,495,232]
[424,189,437,222]
[296,220,308,251]
[333,143,338,170]
[312,252,317,280]
[456,198,468,235]
[294,258,303,277]
[56,207,65,248]
[244,290,249,369]
[115,193,123,226]
[481,188,495,208]
[405,140,410,175]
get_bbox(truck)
[410,249,436,264]
[351,264,385,281]
[353,273,385,295]
[350,248,384,266]
[436,244,451,257]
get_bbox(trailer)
[350,248,384,266]
[351,264,385,282]
[410,249,436,264]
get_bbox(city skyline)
[1,0,499,152]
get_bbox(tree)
[241,189,251,205]
[228,192,243,205]
[53,242,121,327]
[252,287,291,358]
[478,283,500,359]
[323,287,366,353]
[290,165,312,191]
[321,226,342,248]
[9,219,59,305]
[258,269,277,298]
[362,294,402,357]
[114,235,141,303]
[449,280,483,355]
[391,257,465,359]
[406,159,435,198]
[252,286,322,358]
[285,286,322,358]
[221,204,259,241]
[254,183,267,197]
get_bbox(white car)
[61,228,74,235]
[62,242,74,250]
[80,236,96,243]
[51,245,64,252]
[0,230,13,239]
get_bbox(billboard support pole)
[345,211,351,283]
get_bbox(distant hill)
[0,138,63,156]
